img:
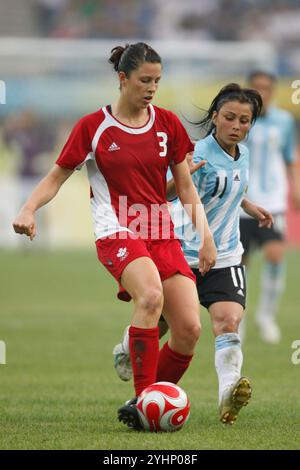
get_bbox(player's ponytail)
[109,42,161,77]
[109,45,130,72]
[196,83,263,136]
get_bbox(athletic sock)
[156,341,193,384]
[215,333,243,403]
[129,325,159,397]
[256,261,285,323]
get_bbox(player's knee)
[136,286,164,317]
[264,243,284,264]
[191,322,202,342]
[178,321,202,347]
[218,314,241,334]
[266,253,283,265]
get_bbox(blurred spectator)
[33,0,157,39]
[0,126,19,247]
[35,0,70,36]
[3,0,299,45]
[3,110,56,246]
[4,111,54,181]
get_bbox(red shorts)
[96,232,196,302]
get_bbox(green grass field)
[0,248,300,450]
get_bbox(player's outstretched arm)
[171,159,216,274]
[13,164,73,240]
[241,198,274,229]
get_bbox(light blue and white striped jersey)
[241,106,296,215]
[170,134,249,269]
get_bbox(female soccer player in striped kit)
[114,83,273,425]
[240,71,300,344]
[12,42,216,430]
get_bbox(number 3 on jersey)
[157,132,168,157]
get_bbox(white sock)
[215,333,243,403]
[238,315,246,343]
[256,262,285,323]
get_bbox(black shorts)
[192,265,247,310]
[240,214,285,256]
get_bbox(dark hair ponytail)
[196,83,263,136]
[109,45,128,72]
[109,42,161,77]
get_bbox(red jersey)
[56,104,193,240]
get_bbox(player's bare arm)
[241,198,273,229]
[13,165,73,240]
[171,159,217,274]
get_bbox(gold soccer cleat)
[219,377,252,425]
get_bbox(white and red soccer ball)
[136,382,190,432]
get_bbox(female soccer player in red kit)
[13,42,217,430]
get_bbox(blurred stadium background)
[1,0,300,247]
[0,0,300,450]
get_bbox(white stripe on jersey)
[218,169,241,250]
[92,118,113,155]
[75,151,94,171]
[205,170,227,217]
[87,159,131,239]
[208,170,241,239]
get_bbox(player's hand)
[256,206,274,228]
[13,209,37,241]
[199,236,217,275]
[248,204,273,229]
[242,199,273,229]
[186,152,207,175]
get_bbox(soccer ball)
[136,381,190,432]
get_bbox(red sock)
[156,342,193,384]
[129,325,159,397]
